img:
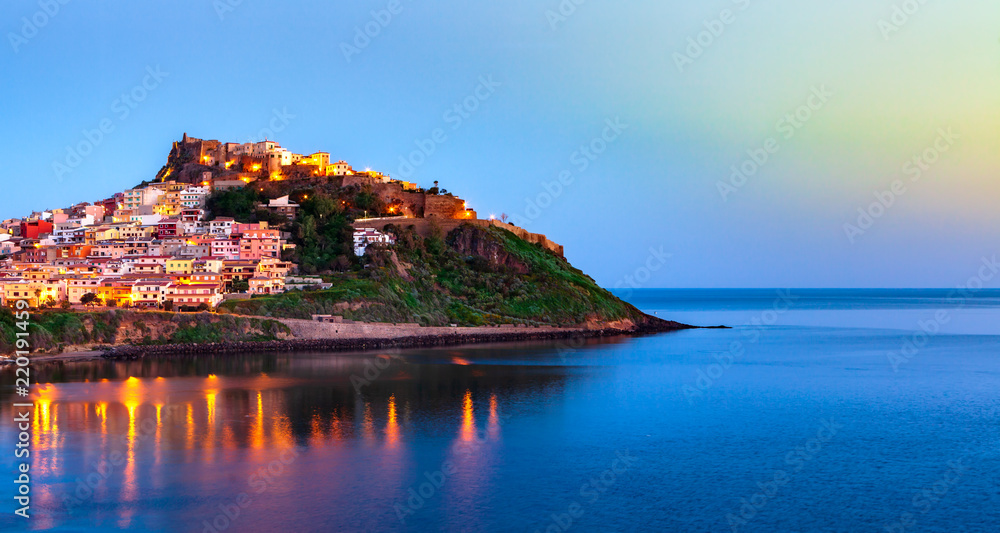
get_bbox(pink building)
[238,228,281,260]
[211,238,241,260]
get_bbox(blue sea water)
[1,289,999,532]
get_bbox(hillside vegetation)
[221,223,647,327]
[0,310,291,355]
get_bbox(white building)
[209,218,235,236]
[252,141,280,158]
[181,186,210,209]
[329,160,352,176]
[353,228,395,256]
[123,187,164,210]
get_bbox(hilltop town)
[0,134,561,312]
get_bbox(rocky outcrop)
[447,225,530,273]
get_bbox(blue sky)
[2,0,998,288]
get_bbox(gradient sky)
[2,1,998,288]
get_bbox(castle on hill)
[159,133,477,221]
[157,133,563,255]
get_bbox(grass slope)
[221,224,645,327]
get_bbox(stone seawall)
[280,318,574,340]
[97,314,699,360]
[100,328,626,360]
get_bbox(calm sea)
[2,289,999,532]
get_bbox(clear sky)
[2,0,998,288]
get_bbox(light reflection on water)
[2,291,1000,531]
[1,340,609,532]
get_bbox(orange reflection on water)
[386,395,400,448]
[121,403,137,501]
[310,411,325,447]
[185,403,194,451]
[330,408,344,441]
[121,377,142,502]
[97,401,108,443]
[119,378,143,528]
[205,390,217,446]
[362,403,376,444]
[34,395,49,451]
[250,391,265,450]
[488,393,500,441]
[154,404,163,465]
[32,388,52,474]
[271,413,295,451]
[460,390,475,442]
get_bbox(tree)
[197,303,211,312]
[163,300,174,312]
[231,279,250,293]
[107,299,118,308]
[80,293,98,307]
[289,192,356,274]
[59,300,71,310]
[500,213,509,223]
[205,188,262,222]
